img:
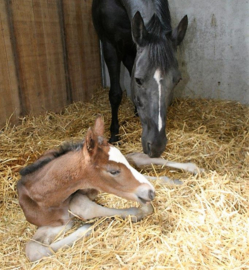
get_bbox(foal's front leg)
[69,192,153,222]
[126,152,204,185]
[126,152,204,174]
[25,222,92,262]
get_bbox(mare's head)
[131,11,188,157]
[83,116,155,204]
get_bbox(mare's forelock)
[145,0,177,73]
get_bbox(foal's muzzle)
[135,185,155,204]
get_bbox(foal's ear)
[93,115,105,137]
[172,15,188,46]
[85,127,97,156]
[132,11,148,47]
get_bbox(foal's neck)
[29,150,92,206]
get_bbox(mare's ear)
[84,127,98,157]
[93,115,105,137]
[172,15,188,46]
[132,11,148,47]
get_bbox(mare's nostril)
[148,189,155,201]
[147,142,151,155]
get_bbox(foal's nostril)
[148,189,155,201]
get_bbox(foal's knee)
[69,194,94,220]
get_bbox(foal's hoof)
[185,163,205,174]
[159,176,183,185]
[140,203,154,215]
[131,203,154,222]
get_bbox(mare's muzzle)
[141,126,167,158]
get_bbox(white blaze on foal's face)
[108,146,153,188]
[153,69,163,132]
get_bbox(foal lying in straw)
[18,116,202,261]
[17,116,155,261]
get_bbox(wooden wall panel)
[10,0,68,115]
[0,0,20,127]
[0,0,102,127]
[63,0,101,102]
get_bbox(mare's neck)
[121,0,155,25]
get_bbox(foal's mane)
[20,141,84,176]
[145,0,177,73]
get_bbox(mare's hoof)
[109,135,120,144]
[134,107,139,117]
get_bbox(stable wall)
[171,0,249,104]
[0,0,101,127]
[102,0,249,104]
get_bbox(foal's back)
[20,141,83,176]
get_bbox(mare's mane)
[145,0,177,73]
[20,141,84,176]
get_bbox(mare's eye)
[135,97,143,108]
[174,77,182,86]
[109,170,120,176]
[135,78,143,86]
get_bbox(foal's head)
[83,116,155,204]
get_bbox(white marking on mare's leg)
[153,69,163,132]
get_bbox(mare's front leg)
[69,192,153,222]
[102,40,122,143]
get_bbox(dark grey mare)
[92,0,188,157]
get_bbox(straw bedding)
[1,88,248,269]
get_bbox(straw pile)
[1,88,248,269]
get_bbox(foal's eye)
[109,170,120,176]
[135,78,143,86]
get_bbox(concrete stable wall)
[103,0,249,104]
[171,0,249,104]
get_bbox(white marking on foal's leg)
[160,161,204,174]
[26,223,73,261]
[153,69,163,132]
[145,176,183,185]
[70,193,153,223]
[125,152,204,174]
[26,222,92,262]
[50,224,92,251]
